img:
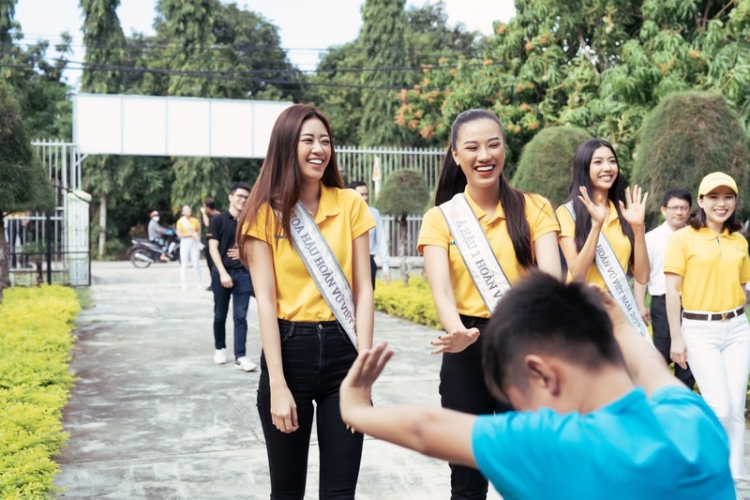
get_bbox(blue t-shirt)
[472,386,734,499]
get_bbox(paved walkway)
[56,261,750,499]
[55,261,499,499]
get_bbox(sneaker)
[235,356,257,372]
[213,349,227,365]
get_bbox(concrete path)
[55,261,499,499]
[56,261,750,499]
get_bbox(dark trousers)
[212,267,252,359]
[650,295,695,388]
[204,243,214,275]
[440,315,512,500]
[257,319,362,499]
[369,254,377,290]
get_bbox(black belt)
[682,307,745,322]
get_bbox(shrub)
[0,285,80,498]
[512,125,592,207]
[631,91,750,222]
[374,276,441,329]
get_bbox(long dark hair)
[237,104,343,261]
[434,109,533,269]
[568,139,635,265]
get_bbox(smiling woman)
[416,108,561,499]
[663,172,750,483]
[235,103,375,499]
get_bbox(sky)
[15,0,516,87]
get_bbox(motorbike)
[128,230,181,268]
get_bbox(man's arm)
[340,342,478,468]
[207,217,234,288]
[591,287,680,395]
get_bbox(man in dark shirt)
[207,182,256,372]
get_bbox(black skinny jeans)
[440,315,513,500]
[257,319,363,500]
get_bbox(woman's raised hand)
[577,186,608,228]
[619,185,648,228]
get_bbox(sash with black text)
[282,202,358,350]
[564,202,651,340]
[439,193,512,314]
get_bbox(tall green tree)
[398,0,750,175]
[0,80,53,300]
[0,0,71,139]
[80,0,126,257]
[359,0,408,146]
[314,1,481,147]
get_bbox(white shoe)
[235,356,257,372]
[213,349,227,365]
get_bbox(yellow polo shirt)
[176,216,200,237]
[663,226,750,312]
[417,191,560,318]
[556,201,632,289]
[245,184,375,321]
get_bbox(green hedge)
[0,286,80,498]
[374,277,441,329]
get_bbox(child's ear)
[524,355,561,397]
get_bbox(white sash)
[282,202,358,350]
[439,193,512,314]
[564,202,651,340]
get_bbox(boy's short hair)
[482,272,625,402]
[229,182,251,194]
[347,180,367,190]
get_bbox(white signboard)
[72,93,292,158]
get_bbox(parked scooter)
[128,230,180,268]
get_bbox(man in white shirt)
[348,180,391,289]
[635,188,694,388]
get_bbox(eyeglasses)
[665,206,690,212]
[235,194,249,200]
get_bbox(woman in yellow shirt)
[556,139,649,288]
[237,104,374,499]
[417,109,561,500]
[176,204,204,290]
[664,172,750,481]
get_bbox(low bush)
[374,277,441,330]
[0,285,80,498]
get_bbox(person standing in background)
[176,204,204,290]
[634,188,694,388]
[207,182,256,372]
[201,197,220,288]
[348,180,391,288]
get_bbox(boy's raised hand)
[340,341,395,427]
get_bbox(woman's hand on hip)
[271,384,299,433]
[430,327,480,354]
[670,335,688,370]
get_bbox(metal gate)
[6,141,90,286]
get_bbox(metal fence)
[337,145,444,196]
[336,146,443,258]
[5,140,90,287]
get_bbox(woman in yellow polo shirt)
[664,172,750,481]
[417,108,561,500]
[237,104,375,499]
[556,139,649,288]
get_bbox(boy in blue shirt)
[340,272,735,499]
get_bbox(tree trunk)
[0,216,8,303]
[98,193,107,258]
[399,214,409,286]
